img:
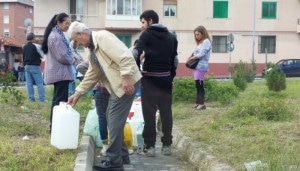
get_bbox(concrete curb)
[74,127,234,171]
[73,135,95,171]
[172,127,234,171]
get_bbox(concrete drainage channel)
[73,126,234,171]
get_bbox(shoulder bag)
[186,59,200,69]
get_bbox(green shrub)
[205,79,239,105]
[173,78,195,102]
[230,60,257,90]
[173,76,239,105]
[229,60,248,91]
[229,97,291,121]
[232,74,247,91]
[0,70,25,106]
[265,66,286,92]
[244,61,256,83]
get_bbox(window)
[3,3,9,10]
[262,2,277,19]
[213,1,228,18]
[4,16,9,24]
[30,8,33,13]
[258,36,276,53]
[107,0,142,16]
[164,0,177,17]
[116,34,132,48]
[69,0,84,14]
[4,29,10,37]
[212,36,227,53]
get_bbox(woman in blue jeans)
[94,81,110,156]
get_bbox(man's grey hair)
[68,21,89,38]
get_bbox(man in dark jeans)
[22,32,45,102]
[135,9,178,157]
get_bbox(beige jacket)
[75,30,142,98]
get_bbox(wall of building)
[33,0,300,77]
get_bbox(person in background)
[0,58,8,75]
[76,61,110,156]
[11,66,18,82]
[41,13,74,132]
[129,39,139,61]
[67,21,141,171]
[17,62,25,83]
[135,10,178,157]
[0,59,10,85]
[68,40,83,96]
[186,25,211,110]
[94,81,110,156]
[22,32,45,102]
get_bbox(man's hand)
[122,77,135,95]
[68,93,80,107]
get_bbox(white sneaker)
[100,144,109,156]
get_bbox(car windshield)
[277,60,294,66]
[276,60,284,66]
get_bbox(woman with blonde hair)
[186,25,211,110]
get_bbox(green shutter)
[116,34,132,48]
[262,2,277,19]
[213,1,228,18]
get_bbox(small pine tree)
[265,66,286,92]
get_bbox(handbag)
[186,59,200,69]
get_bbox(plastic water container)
[127,99,144,147]
[124,122,134,152]
[136,122,144,148]
[51,103,80,149]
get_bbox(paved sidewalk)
[93,131,190,171]
[74,127,234,171]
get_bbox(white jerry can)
[51,102,80,149]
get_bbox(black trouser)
[50,80,70,131]
[141,76,173,148]
[195,80,205,104]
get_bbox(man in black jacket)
[22,32,45,102]
[135,9,178,157]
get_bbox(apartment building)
[33,0,300,77]
[0,0,34,68]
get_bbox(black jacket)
[22,42,42,66]
[135,24,178,79]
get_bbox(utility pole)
[252,0,256,64]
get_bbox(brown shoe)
[192,104,199,108]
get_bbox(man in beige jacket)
[67,21,141,171]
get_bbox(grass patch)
[1,79,300,170]
[173,78,300,170]
[0,83,93,171]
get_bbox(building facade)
[33,0,300,77]
[0,0,34,68]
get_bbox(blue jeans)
[94,91,110,143]
[25,65,45,102]
[68,65,77,97]
[18,72,25,82]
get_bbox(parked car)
[262,59,300,77]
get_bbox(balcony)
[105,15,140,31]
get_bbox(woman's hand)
[186,56,196,62]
